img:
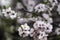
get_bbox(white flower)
[30,28,34,33]
[2,7,17,19]
[42,13,53,23]
[33,20,46,30]
[38,31,47,39]
[23,33,29,37]
[21,23,30,30]
[55,28,60,35]
[45,23,53,33]
[18,27,23,36]
[29,28,34,37]
[49,0,58,3]
[54,0,58,3]
[18,24,30,37]
[33,20,53,39]
[42,13,50,20]
[49,0,58,8]
[9,11,17,19]
[18,23,31,37]
[2,7,11,18]
[34,4,47,12]
[41,36,47,40]
[48,0,58,11]
[23,31,30,37]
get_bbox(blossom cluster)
[18,20,53,40]
[2,7,17,19]
[35,3,47,12]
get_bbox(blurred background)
[0,0,60,40]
